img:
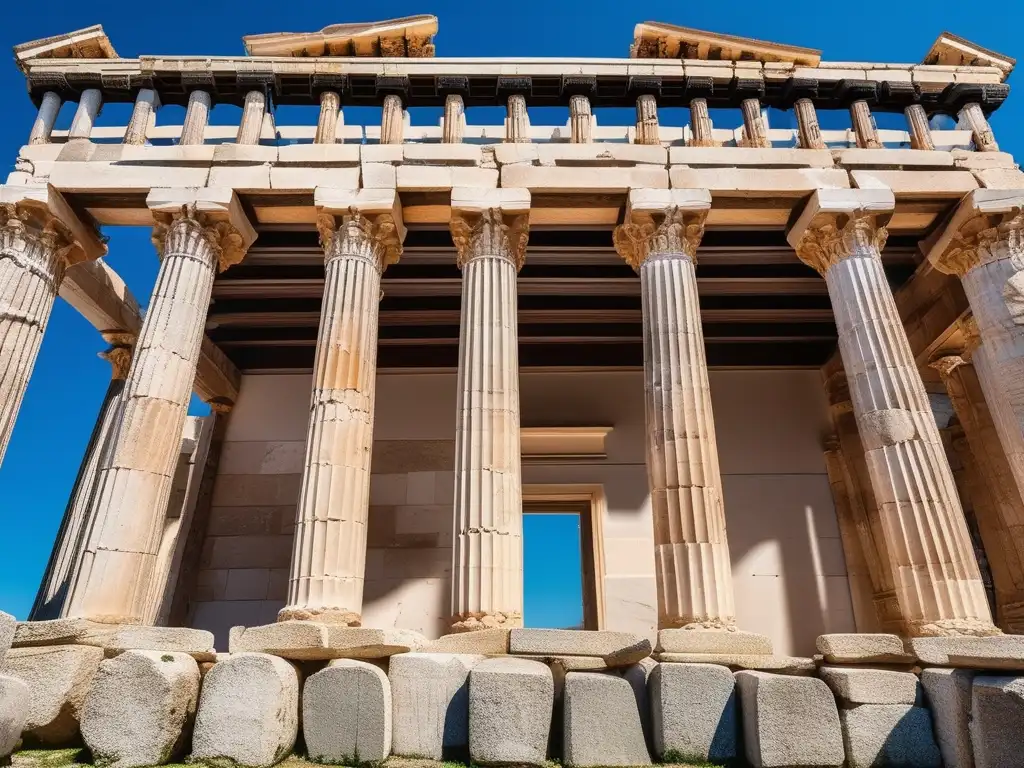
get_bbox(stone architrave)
[0,184,106,466]
[32,336,134,620]
[933,349,1024,632]
[68,188,255,625]
[613,188,736,630]
[928,191,1024,519]
[788,189,996,637]
[279,188,404,625]
[448,187,531,633]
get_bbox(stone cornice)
[316,210,403,273]
[449,208,530,271]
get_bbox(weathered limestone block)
[80,651,200,768]
[0,613,13,662]
[840,705,941,768]
[423,629,509,655]
[229,622,426,660]
[563,672,650,767]
[75,626,215,658]
[303,659,391,765]
[1,645,103,745]
[735,671,844,768]
[920,668,975,768]
[192,652,299,768]
[0,675,29,759]
[13,618,101,647]
[509,629,651,666]
[819,667,920,705]
[908,635,1024,670]
[650,662,737,764]
[817,634,910,664]
[389,653,486,760]
[654,653,815,674]
[971,676,1024,768]
[469,658,553,766]
[657,629,771,655]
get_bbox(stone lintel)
[14,25,117,73]
[786,187,896,252]
[0,183,107,264]
[925,188,1024,274]
[923,32,1015,80]
[60,259,143,336]
[625,187,711,221]
[146,187,257,255]
[450,186,530,216]
[313,186,406,241]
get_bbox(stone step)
[229,621,427,661]
[508,629,651,667]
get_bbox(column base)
[906,617,1002,638]
[277,606,361,625]
[450,611,523,634]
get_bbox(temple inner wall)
[187,367,852,655]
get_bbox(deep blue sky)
[0,0,1021,621]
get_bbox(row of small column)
[28,86,1002,152]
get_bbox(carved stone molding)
[794,214,890,276]
[613,205,707,271]
[151,204,249,273]
[316,210,403,272]
[930,354,968,382]
[0,202,77,271]
[449,207,529,270]
[933,210,1024,279]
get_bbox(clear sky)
[0,0,1021,621]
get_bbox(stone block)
[920,668,975,768]
[75,625,214,659]
[735,671,844,768]
[276,144,361,164]
[0,675,29,759]
[655,653,816,673]
[403,144,482,165]
[270,165,360,191]
[80,650,200,768]
[520,655,608,671]
[1,645,103,745]
[816,633,910,664]
[502,164,669,193]
[971,676,1024,768]
[396,165,498,191]
[303,659,391,765]
[229,621,426,660]
[671,167,851,194]
[509,629,651,667]
[851,169,979,197]
[13,618,103,648]
[908,635,1024,670]
[192,652,299,768]
[469,657,553,766]
[0,613,13,662]
[563,672,650,767]
[657,629,772,655]
[669,146,836,168]
[423,629,509,655]
[536,143,667,166]
[389,653,485,760]
[819,667,920,705]
[840,704,941,768]
[650,662,737,764]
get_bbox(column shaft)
[505,95,529,143]
[31,339,133,619]
[281,212,401,623]
[68,89,102,140]
[29,92,61,145]
[905,105,935,151]
[381,95,404,144]
[960,103,999,152]
[449,207,529,631]
[793,204,996,636]
[688,99,716,147]
[740,99,770,148]
[236,90,267,145]
[315,91,341,144]
[569,95,593,143]
[443,94,465,143]
[179,91,211,146]
[123,89,160,146]
[850,101,882,149]
[635,95,659,145]
[794,99,826,150]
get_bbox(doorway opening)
[522,495,602,630]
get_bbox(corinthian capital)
[449,187,531,270]
[787,189,894,276]
[147,188,256,273]
[613,189,711,270]
[0,184,106,268]
[927,189,1024,278]
[316,211,403,272]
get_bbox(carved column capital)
[0,201,77,266]
[933,211,1024,279]
[316,210,403,273]
[793,214,889,276]
[613,205,707,270]
[930,354,969,381]
[99,337,135,380]
[450,207,530,271]
[959,314,982,356]
[151,204,251,273]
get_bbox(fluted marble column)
[31,335,134,620]
[635,94,659,145]
[29,92,61,145]
[789,189,996,637]
[280,190,404,624]
[236,90,267,145]
[315,91,341,144]
[179,90,211,146]
[688,99,716,147]
[934,344,1024,633]
[929,190,1024,510]
[0,188,105,465]
[123,89,160,146]
[443,94,465,144]
[795,99,826,150]
[448,188,530,632]
[613,188,735,629]
[505,95,529,143]
[69,189,254,624]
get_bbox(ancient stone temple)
[4,16,1024,768]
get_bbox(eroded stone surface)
[390,653,485,760]
[920,668,975,768]
[304,659,391,765]
[0,613,15,662]
[76,625,215,658]
[909,635,1024,670]
[0,675,29,759]
[840,704,941,768]
[192,652,299,768]
[819,667,920,705]
[1,645,103,745]
[650,662,737,764]
[735,670,844,768]
[13,618,102,648]
[229,622,426,660]
[80,650,200,768]
[971,675,1024,768]
[655,653,815,673]
[656,629,772,655]
[816,633,910,663]
[509,629,651,666]
[563,672,650,767]
[469,657,552,766]
[423,629,509,655]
